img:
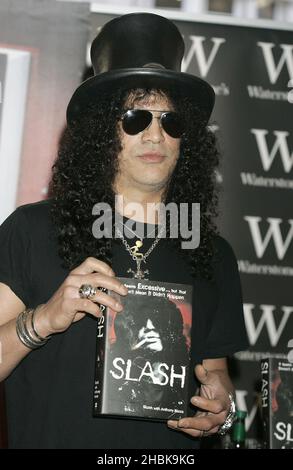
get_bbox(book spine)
[261,358,271,449]
[93,305,107,415]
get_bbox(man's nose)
[142,116,164,143]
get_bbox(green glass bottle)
[231,410,247,449]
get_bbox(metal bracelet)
[31,305,51,342]
[218,393,237,436]
[16,310,41,349]
[16,308,49,349]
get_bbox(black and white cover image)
[93,277,193,421]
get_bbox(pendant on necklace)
[130,240,143,257]
[127,259,149,280]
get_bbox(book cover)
[93,277,193,421]
[261,357,293,449]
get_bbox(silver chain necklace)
[115,224,165,279]
[115,219,158,254]
[117,220,158,243]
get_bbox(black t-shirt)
[0,200,248,449]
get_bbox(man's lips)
[137,152,166,163]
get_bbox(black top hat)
[66,13,215,125]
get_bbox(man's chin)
[134,175,169,190]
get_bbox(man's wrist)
[16,306,52,350]
[33,304,53,338]
[218,393,236,436]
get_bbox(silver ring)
[79,284,97,299]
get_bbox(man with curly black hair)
[0,13,248,448]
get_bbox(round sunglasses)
[121,109,184,139]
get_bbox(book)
[261,357,293,449]
[93,277,193,421]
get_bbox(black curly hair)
[111,295,189,367]
[49,87,220,280]
[113,295,186,351]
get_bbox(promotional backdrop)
[92,7,293,446]
[0,0,90,223]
